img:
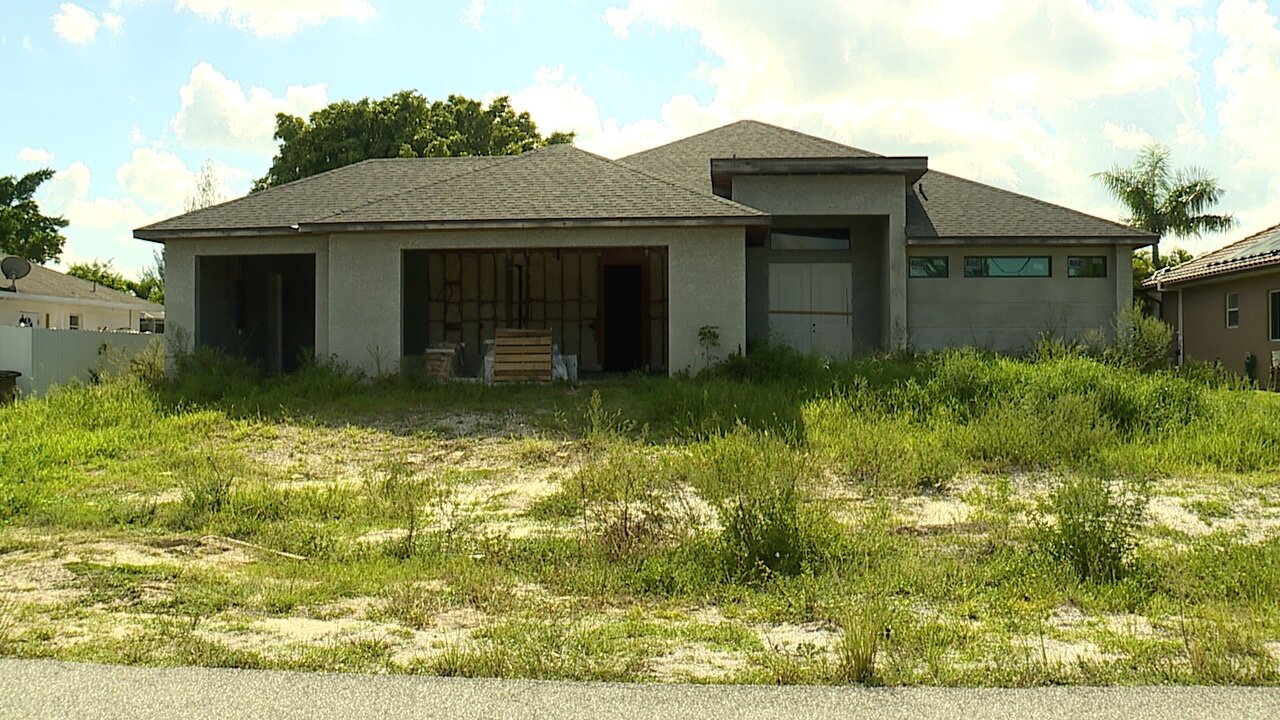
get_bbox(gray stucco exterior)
[732,175,908,349]
[906,244,1134,352]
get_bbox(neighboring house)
[133,121,1151,376]
[1,255,163,333]
[1144,223,1280,379]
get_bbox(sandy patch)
[903,496,974,529]
[650,644,748,681]
[1017,636,1121,665]
[756,622,841,657]
[1148,497,1213,536]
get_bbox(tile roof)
[0,255,161,309]
[624,120,1152,242]
[312,143,765,227]
[1144,222,1280,287]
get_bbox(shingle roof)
[1144,223,1280,287]
[625,120,1152,242]
[136,157,504,236]
[312,143,765,227]
[620,120,879,192]
[907,171,1153,240]
[0,255,161,310]
[136,146,764,239]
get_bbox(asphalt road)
[2,659,1279,720]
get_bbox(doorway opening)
[602,264,644,372]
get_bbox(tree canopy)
[66,260,132,293]
[1093,143,1234,264]
[0,169,68,264]
[253,92,574,191]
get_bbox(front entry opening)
[602,264,644,372]
[197,254,316,373]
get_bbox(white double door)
[768,263,853,358]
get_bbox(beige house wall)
[165,226,746,376]
[906,244,1133,352]
[0,296,150,332]
[1160,268,1280,378]
[328,226,746,375]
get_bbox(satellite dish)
[2,257,32,282]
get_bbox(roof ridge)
[573,147,767,216]
[309,153,529,223]
[920,169,1154,238]
[737,119,882,158]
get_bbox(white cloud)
[22,36,34,52]
[40,162,93,215]
[116,148,197,209]
[169,61,328,153]
[52,3,100,43]
[582,0,1280,254]
[1101,122,1156,150]
[462,0,485,30]
[102,12,125,33]
[51,3,125,43]
[16,147,55,164]
[175,0,376,37]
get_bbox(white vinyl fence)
[0,326,159,397]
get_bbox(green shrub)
[1106,307,1174,372]
[720,470,839,581]
[1036,475,1149,583]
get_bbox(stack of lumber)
[493,328,552,382]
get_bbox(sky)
[2,0,1279,277]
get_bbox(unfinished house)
[135,121,1151,377]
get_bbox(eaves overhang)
[710,156,929,198]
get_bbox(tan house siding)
[1160,268,1280,378]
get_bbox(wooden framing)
[403,247,668,375]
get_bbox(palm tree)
[1093,143,1235,265]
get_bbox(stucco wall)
[1,296,149,332]
[906,244,1133,352]
[327,226,746,375]
[731,175,908,347]
[1161,269,1280,378]
[162,236,331,360]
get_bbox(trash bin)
[0,370,20,403]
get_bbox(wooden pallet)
[493,328,552,382]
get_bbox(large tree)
[253,92,574,191]
[0,169,68,263]
[1093,143,1235,265]
[66,260,132,293]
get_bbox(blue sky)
[3,0,1279,276]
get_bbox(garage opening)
[402,247,667,376]
[196,254,316,373]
